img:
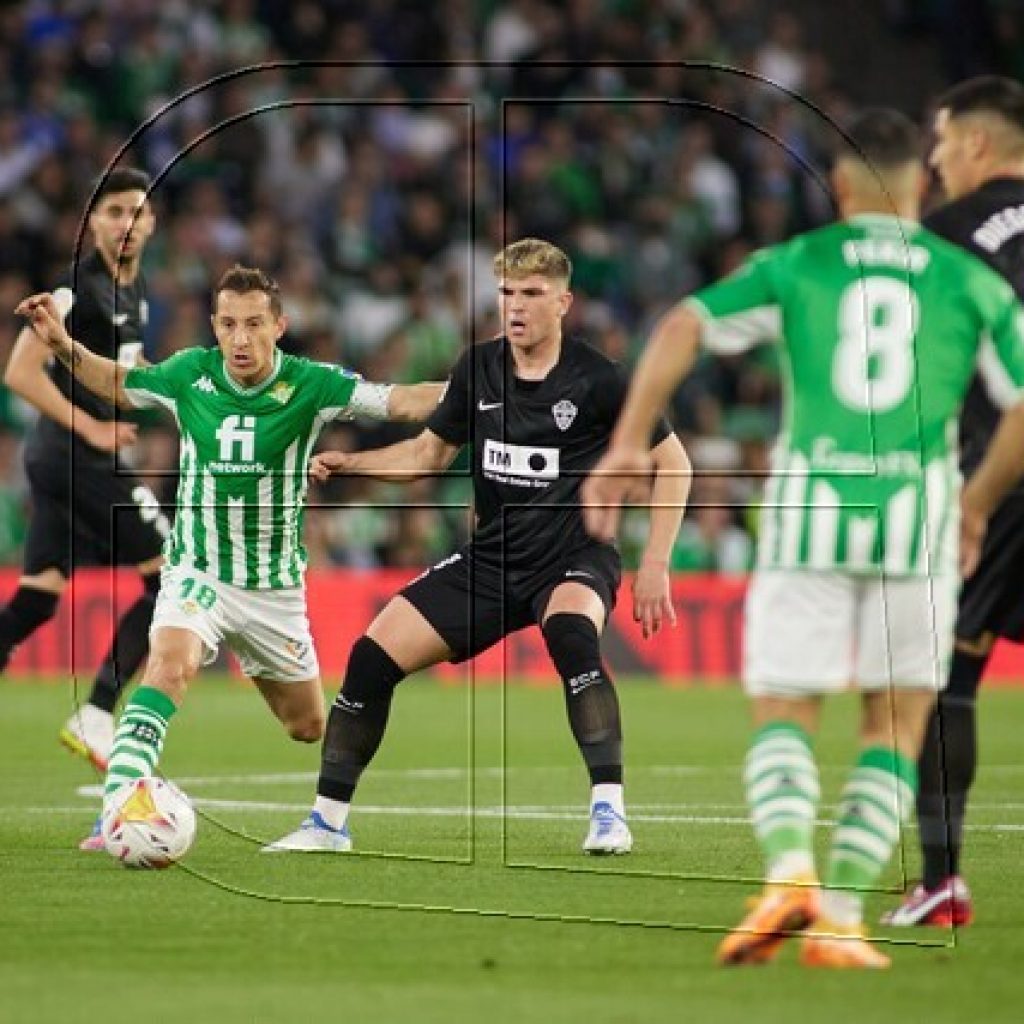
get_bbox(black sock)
[318,636,406,803]
[0,586,59,672]
[88,573,160,713]
[542,613,623,786]
[918,649,984,889]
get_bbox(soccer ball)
[101,776,197,869]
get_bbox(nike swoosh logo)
[478,400,502,411]
[112,313,129,325]
[565,570,595,579]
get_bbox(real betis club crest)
[552,398,577,431]
[270,381,295,404]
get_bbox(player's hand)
[582,446,654,542]
[632,560,676,639]
[959,501,988,579]
[14,293,71,352]
[309,450,350,482]
[79,416,138,453]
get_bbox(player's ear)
[559,288,573,317]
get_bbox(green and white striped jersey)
[124,347,365,589]
[687,214,1024,576]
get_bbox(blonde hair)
[493,238,572,284]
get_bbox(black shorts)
[401,542,621,663]
[23,453,168,577]
[955,493,1024,645]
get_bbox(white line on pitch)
[23,798,1024,833]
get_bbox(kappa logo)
[193,375,216,394]
[552,399,577,431]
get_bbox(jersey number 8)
[833,276,918,414]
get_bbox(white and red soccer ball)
[101,776,196,869]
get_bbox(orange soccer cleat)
[716,878,819,966]
[800,919,891,969]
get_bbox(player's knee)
[542,612,604,685]
[340,635,407,707]
[286,713,325,743]
[143,653,198,703]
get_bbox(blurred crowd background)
[0,0,1019,572]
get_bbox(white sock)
[767,850,816,884]
[313,795,350,831]
[820,889,863,928]
[591,783,625,817]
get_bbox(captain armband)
[348,380,394,421]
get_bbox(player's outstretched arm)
[386,382,446,422]
[632,432,691,638]
[584,305,701,541]
[310,428,459,484]
[5,318,137,453]
[14,293,132,412]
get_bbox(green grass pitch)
[1,675,1021,1022]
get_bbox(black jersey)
[427,335,671,569]
[25,249,147,466]
[925,177,1024,479]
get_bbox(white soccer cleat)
[261,811,353,853]
[582,801,633,855]
[59,703,114,771]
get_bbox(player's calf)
[541,613,629,851]
[0,585,59,672]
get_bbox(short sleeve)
[123,349,198,411]
[426,346,472,446]
[312,363,360,422]
[685,248,783,355]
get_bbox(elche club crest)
[552,399,577,431]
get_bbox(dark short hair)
[937,75,1024,134]
[215,264,283,316]
[836,108,921,169]
[94,168,152,201]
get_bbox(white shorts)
[151,564,320,683]
[743,570,956,697]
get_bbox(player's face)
[211,290,286,387]
[930,108,977,201]
[497,273,571,350]
[88,189,154,266]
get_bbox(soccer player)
[15,265,442,847]
[583,111,1024,968]
[1,168,168,775]
[266,238,690,855]
[883,76,1024,928]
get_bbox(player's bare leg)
[263,597,451,852]
[76,628,203,851]
[251,675,326,743]
[717,695,822,965]
[803,688,935,969]
[540,582,630,854]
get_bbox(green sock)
[103,686,178,799]
[823,746,917,924]
[744,722,820,881]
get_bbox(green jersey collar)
[220,348,284,396]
